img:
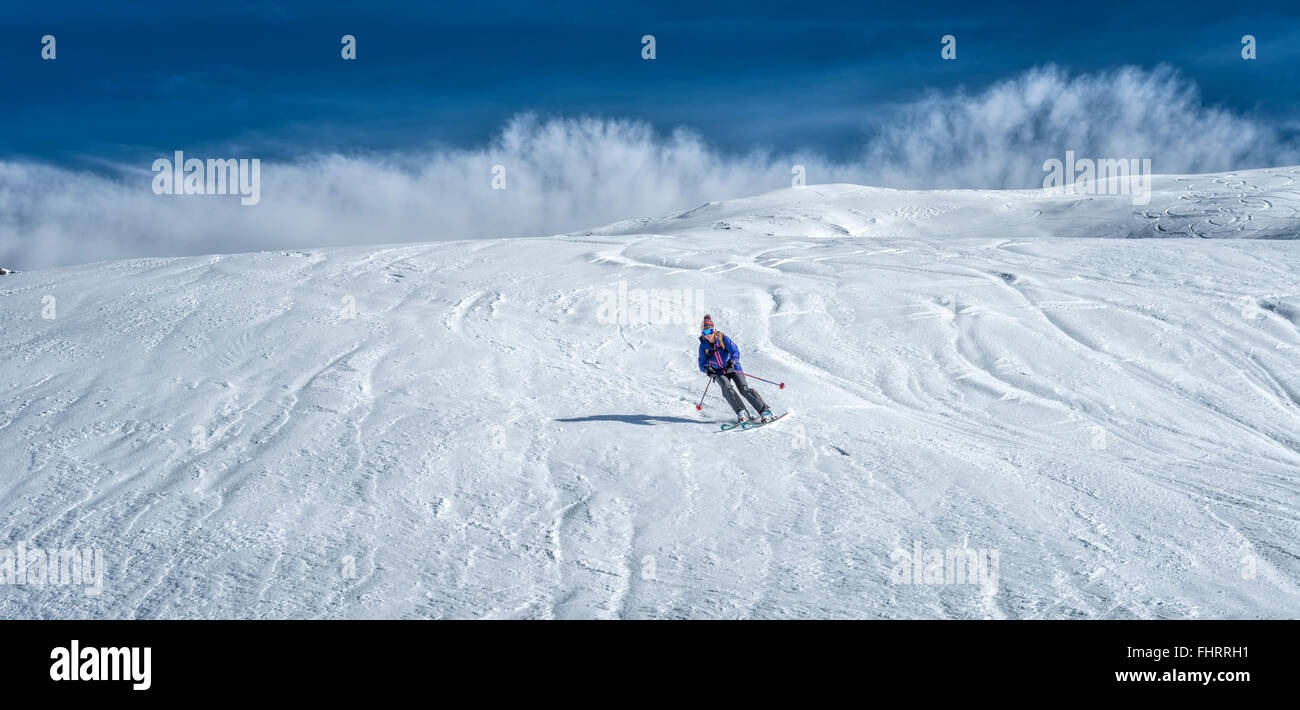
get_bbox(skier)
[698,314,775,425]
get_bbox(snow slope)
[2,167,1299,619]
[595,167,1300,240]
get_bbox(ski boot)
[759,409,775,423]
[720,410,751,432]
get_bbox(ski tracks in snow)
[3,190,1300,618]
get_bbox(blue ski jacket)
[699,333,743,374]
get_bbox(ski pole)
[740,372,785,389]
[695,377,711,410]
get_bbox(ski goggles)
[701,328,714,335]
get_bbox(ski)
[719,412,788,432]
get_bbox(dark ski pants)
[712,371,768,415]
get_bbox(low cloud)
[2,65,1296,269]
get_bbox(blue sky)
[4,1,1300,268]
[4,0,1299,164]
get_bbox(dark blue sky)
[3,0,1299,166]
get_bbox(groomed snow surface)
[2,167,1298,619]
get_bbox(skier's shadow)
[555,414,705,426]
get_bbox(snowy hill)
[593,167,1300,240]
[2,167,1299,619]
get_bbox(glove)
[724,363,736,374]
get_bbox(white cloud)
[2,65,1295,269]
[860,65,1296,189]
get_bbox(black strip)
[0,619,1286,699]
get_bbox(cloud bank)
[2,65,1296,269]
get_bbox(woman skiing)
[697,314,775,425]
